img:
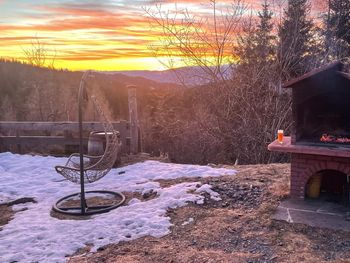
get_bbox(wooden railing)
[0,121,132,155]
[0,86,142,155]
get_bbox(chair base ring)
[52,190,126,216]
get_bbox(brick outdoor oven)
[269,61,350,201]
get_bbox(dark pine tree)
[238,1,276,66]
[324,0,350,60]
[278,0,314,80]
[256,1,276,64]
[236,0,277,93]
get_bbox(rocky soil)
[65,163,350,263]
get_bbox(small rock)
[345,212,350,221]
[270,255,278,260]
[221,202,229,207]
[260,242,270,246]
[227,228,236,233]
[142,190,154,199]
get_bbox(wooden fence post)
[63,130,73,154]
[127,85,139,154]
[16,130,21,154]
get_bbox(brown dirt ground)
[66,163,350,263]
[0,205,14,231]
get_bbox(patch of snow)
[196,184,222,201]
[128,198,141,205]
[181,217,194,226]
[195,199,204,205]
[0,195,11,205]
[0,152,236,262]
[11,203,30,212]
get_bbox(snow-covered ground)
[0,152,236,263]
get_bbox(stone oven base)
[291,153,350,199]
[268,137,350,200]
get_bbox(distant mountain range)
[112,68,179,84]
[101,65,233,87]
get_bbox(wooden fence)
[0,86,141,156]
[0,121,133,155]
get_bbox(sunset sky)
[0,0,325,71]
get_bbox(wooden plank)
[0,121,129,133]
[116,120,129,153]
[0,121,131,154]
[0,136,88,146]
[16,130,21,153]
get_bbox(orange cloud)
[0,0,326,71]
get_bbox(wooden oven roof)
[283,61,350,88]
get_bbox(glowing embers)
[320,133,350,143]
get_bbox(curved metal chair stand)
[53,190,125,216]
[52,71,125,216]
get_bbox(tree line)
[141,0,350,164]
[0,0,349,165]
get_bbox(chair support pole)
[78,71,89,215]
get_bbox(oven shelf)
[268,136,350,158]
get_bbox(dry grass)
[67,163,350,263]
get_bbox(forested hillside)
[0,59,178,122]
